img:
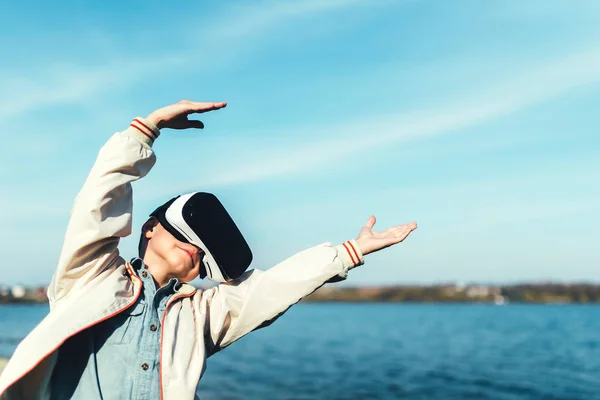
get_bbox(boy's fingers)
[185,120,205,129]
[390,223,417,240]
[390,222,416,233]
[398,222,417,231]
[168,116,205,129]
[358,216,376,237]
[187,101,227,113]
[401,223,417,238]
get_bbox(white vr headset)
[149,192,253,283]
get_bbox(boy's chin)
[175,269,200,283]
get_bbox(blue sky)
[1,0,599,286]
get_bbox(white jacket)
[0,118,364,400]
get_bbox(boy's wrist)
[336,239,365,270]
[127,117,160,147]
[145,113,164,130]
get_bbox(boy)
[0,100,417,400]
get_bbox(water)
[0,304,49,358]
[1,303,600,399]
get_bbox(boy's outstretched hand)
[146,100,227,130]
[356,216,417,256]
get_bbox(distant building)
[465,285,491,298]
[11,285,26,299]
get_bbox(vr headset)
[148,192,253,283]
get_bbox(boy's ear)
[139,217,159,258]
[142,217,159,240]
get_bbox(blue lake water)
[1,303,600,399]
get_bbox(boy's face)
[144,221,204,283]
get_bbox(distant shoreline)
[3,282,600,304]
[303,283,600,304]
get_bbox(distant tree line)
[2,283,600,304]
[304,283,600,303]
[501,284,600,303]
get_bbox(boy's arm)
[47,117,159,304]
[48,100,227,304]
[203,218,417,355]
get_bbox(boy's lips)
[179,247,195,262]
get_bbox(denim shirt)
[50,258,179,400]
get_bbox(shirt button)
[150,324,157,331]
[141,363,149,371]
[142,271,148,278]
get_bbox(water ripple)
[2,303,600,399]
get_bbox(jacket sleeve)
[202,240,364,355]
[47,117,159,304]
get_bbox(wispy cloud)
[173,50,600,189]
[205,0,388,39]
[0,0,394,219]
[0,0,385,123]
[247,157,600,227]
[0,57,183,122]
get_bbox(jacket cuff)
[335,239,364,270]
[125,117,160,147]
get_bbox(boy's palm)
[356,216,417,256]
[147,100,227,130]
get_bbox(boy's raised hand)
[356,216,417,256]
[146,100,227,130]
